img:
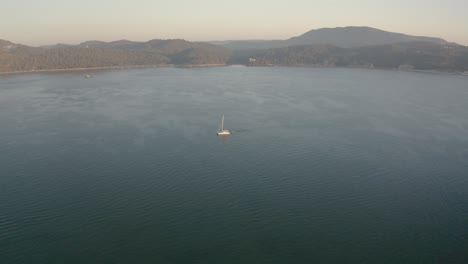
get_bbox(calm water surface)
[1,67,467,263]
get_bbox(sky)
[1,0,467,46]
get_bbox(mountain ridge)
[1,26,466,73]
[287,26,446,47]
[0,39,231,73]
[248,41,468,72]
[212,26,451,50]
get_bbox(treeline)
[1,38,467,73]
[0,39,231,72]
[249,42,468,72]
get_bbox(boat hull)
[217,130,231,135]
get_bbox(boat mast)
[221,115,224,130]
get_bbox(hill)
[249,41,468,72]
[1,26,466,73]
[287,26,446,48]
[213,26,449,50]
[0,39,231,73]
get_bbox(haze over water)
[1,67,467,263]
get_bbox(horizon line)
[2,25,463,47]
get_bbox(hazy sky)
[2,0,467,46]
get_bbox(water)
[1,67,467,263]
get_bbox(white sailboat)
[217,115,231,135]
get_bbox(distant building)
[464,71,468,76]
[249,58,256,63]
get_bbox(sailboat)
[217,115,231,135]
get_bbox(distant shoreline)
[0,64,227,75]
[247,64,466,76]
[0,64,465,76]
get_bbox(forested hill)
[248,42,468,72]
[0,39,231,73]
[1,26,467,73]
